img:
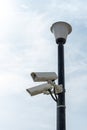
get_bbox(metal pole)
[50,21,72,130]
[57,43,66,130]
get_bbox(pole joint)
[57,105,66,108]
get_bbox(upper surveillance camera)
[31,72,58,82]
[26,83,52,96]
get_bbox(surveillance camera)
[31,72,58,82]
[26,83,52,96]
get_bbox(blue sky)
[0,0,87,130]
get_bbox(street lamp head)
[51,21,72,44]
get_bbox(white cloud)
[0,2,56,95]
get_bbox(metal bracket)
[48,80,63,94]
[43,80,63,102]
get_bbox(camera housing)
[31,72,58,82]
[26,83,52,96]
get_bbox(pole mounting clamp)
[57,105,66,108]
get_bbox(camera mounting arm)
[43,80,63,102]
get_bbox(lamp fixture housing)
[51,21,72,44]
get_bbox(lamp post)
[26,21,72,130]
[51,22,72,130]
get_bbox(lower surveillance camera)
[26,83,52,96]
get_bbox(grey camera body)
[31,72,58,82]
[26,83,52,96]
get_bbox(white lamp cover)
[51,21,72,43]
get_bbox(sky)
[0,0,87,130]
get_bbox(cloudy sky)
[0,0,87,130]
